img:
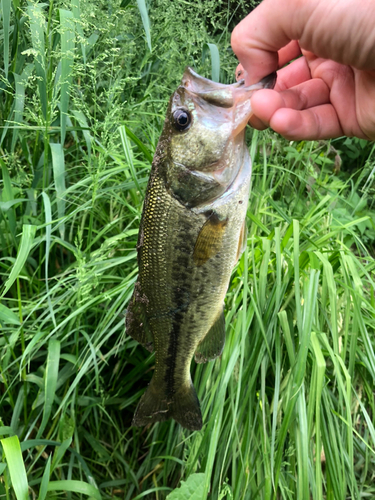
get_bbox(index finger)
[235,41,302,83]
[231,0,314,85]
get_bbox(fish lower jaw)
[173,161,238,187]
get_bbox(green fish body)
[127,68,276,430]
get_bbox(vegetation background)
[1,0,375,498]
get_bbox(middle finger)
[275,56,313,91]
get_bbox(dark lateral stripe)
[164,218,195,397]
[164,279,190,397]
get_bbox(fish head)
[158,67,276,207]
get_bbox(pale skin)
[231,0,375,141]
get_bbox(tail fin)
[132,379,202,431]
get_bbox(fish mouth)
[239,71,277,90]
[181,67,277,108]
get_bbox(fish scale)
[126,67,276,430]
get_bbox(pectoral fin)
[193,211,228,267]
[194,310,226,363]
[126,283,153,352]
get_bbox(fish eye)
[173,109,192,131]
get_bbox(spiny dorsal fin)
[193,211,228,267]
[195,309,225,363]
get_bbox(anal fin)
[195,310,225,363]
[126,282,153,352]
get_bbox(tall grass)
[1,0,375,499]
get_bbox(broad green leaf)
[47,480,101,500]
[166,473,205,500]
[1,435,29,500]
[0,303,20,325]
[36,339,60,438]
[1,224,37,298]
[133,488,173,499]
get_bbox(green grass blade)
[10,386,24,434]
[293,219,302,334]
[136,0,151,51]
[2,0,11,79]
[49,143,66,239]
[59,9,75,145]
[1,224,37,298]
[203,43,220,82]
[0,427,13,437]
[55,356,94,415]
[0,303,20,325]
[27,4,47,119]
[41,192,56,327]
[47,480,101,500]
[72,110,92,157]
[310,332,326,500]
[37,455,51,500]
[51,437,72,472]
[11,74,26,152]
[0,157,17,240]
[71,0,86,63]
[36,340,61,438]
[1,435,29,500]
[123,125,153,164]
[296,388,309,499]
[315,252,338,353]
[119,125,141,192]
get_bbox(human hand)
[231,0,375,141]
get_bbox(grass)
[1,0,375,499]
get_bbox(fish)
[126,67,276,431]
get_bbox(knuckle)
[230,25,241,52]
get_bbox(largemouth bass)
[127,67,276,430]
